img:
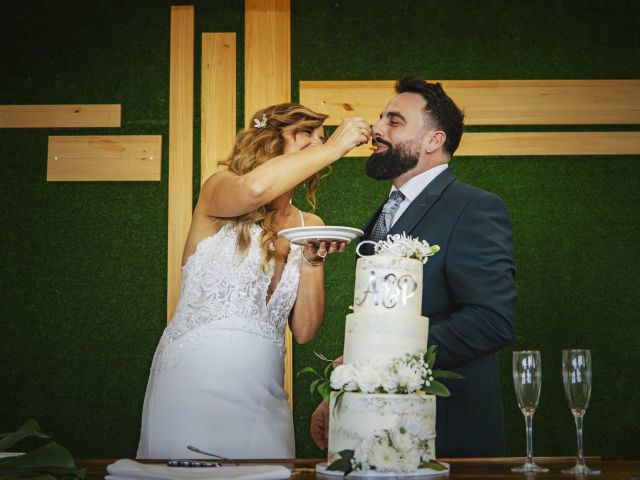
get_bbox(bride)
[137,103,371,459]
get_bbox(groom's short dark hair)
[396,76,465,156]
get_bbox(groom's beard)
[365,138,421,180]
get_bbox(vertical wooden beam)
[167,6,194,322]
[245,0,294,408]
[201,33,236,183]
[244,0,290,124]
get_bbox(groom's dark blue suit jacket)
[362,167,517,457]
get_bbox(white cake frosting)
[327,253,437,473]
[343,311,428,364]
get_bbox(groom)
[311,77,517,457]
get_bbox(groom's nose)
[371,118,385,138]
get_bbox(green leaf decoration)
[424,380,451,397]
[424,345,437,367]
[431,369,464,380]
[309,378,321,396]
[0,421,84,480]
[296,367,317,377]
[317,382,331,402]
[323,362,333,378]
[326,449,354,476]
[0,443,77,471]
[333,390,346,416]
[420,460,448,471]
[0,473,63,480]
[0,419,49,453]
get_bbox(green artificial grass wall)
[1,0,639,459]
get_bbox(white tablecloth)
[106,459,291,480]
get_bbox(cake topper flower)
[253,113,268,129]
[357,232,440,264]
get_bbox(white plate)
[316,462,449,477]
[278,226,364,246]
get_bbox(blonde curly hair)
[216,103,329,270]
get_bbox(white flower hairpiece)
[253,113,268,129]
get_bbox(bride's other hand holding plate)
[304,239,347,263]
[279,226,362,266]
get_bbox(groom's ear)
[425,130,446,154]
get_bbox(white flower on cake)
[354,360,385,393]
[342,428,436,473]
[353,439,372,471]
[330,352,442,395]
[400,414,435,441]
[369,439,400,472]
[390,426,414,451]
[394,361,424,392]
[329,363,357,392]
[380,367,399,393]
[373,232,440,264]
[398,448,421,472]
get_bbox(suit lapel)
[389,168,456,236]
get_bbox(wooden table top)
[81,456,640,480]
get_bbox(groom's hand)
[310,400,330,449]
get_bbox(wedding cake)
[324,234,449,475]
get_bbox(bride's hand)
[304,240,347,264]
[323,117,371,157]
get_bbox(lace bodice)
[154,223,303,371]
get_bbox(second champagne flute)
[511,350,549,473]
[561,349,601,475]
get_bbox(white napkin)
[106,459,291,480]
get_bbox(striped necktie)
[370,190,406,242]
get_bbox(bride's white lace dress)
[137,223,302,459]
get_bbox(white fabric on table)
[106,459,291,480]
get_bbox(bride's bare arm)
[200,117,369,218]
[289,215,345,343]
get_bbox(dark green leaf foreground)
[0,420,84,480]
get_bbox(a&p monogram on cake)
[355,270,418,309]
[353,255,424,314]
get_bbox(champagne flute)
[511,351,549,473]
[561,349,601,475]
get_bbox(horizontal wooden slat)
[300,80,640,126]
[347,131,640,157]
[0,105,121,128]
[47,135,161,181]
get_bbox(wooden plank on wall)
[47,135,161,181]
[456,131,640,156]
[347,131,640,157]
[300,80,640,126]
[245,0,294,408]
[0,105,121,128]
[201,32,236,183]
[167,5,194,322]
[245,0,290,125]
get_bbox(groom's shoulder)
[450,178,494,196]
[443,177,508,212]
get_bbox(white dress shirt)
[390,164,448,228]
